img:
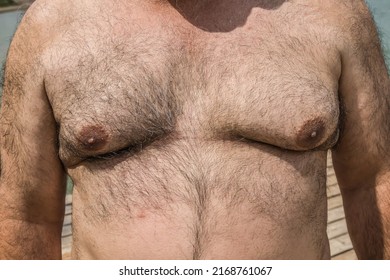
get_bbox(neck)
[164,0,286,32]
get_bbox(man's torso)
[41,0,343,259]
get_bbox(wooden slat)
[328,205,345,224]
[63,213,72,226]
[327,195,343,210]
[326,156,334,166]
[65,204,72,215]
[326,155,356,259]
[62,195,73,257]
[327,218,349,239]
[327,152,333,168]
[62,235,72,250]
[326,166,335,175]
[327,184,341,198]
[327,175,338,188]
[329,233,354,256]
[332,249,357,260]
[62,224,72,237]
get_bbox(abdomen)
[68,138,330,259]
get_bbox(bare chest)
[44,4,341,166]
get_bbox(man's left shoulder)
[311,0,374,34]
[307,0,370,16]
[305,0,378,49]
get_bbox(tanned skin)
[0,0,389,259]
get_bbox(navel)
[296,118,325,149]
[77,125,108,151]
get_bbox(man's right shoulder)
[5,0,80,81]
[18,0,76,38]
[8,0,79,64]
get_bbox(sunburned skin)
[2,0,390,260]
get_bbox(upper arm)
[331,0,390,190]
[0,1,66,223]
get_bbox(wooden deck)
[326,155,356,260]
[62,195,73,260]
[61,153,356,259]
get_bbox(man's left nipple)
[77,125,108,151]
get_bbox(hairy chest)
[43,7,341,166]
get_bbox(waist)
[71,194,330,259]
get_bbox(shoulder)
[13,0,72,39]
[306,0,372,20]
[300,0,381,62]
[8,0,79,57]
[336,0,377,43]
[312,0,377,43]
[4,0,73,94]
[5,0,80,76]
